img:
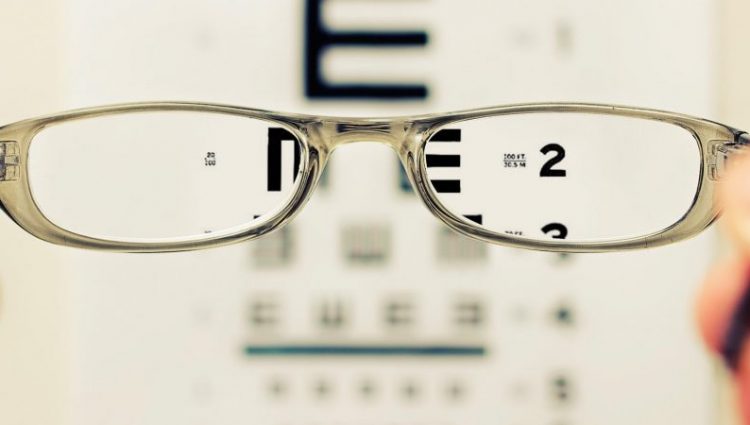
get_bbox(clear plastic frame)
[0,101,744,253]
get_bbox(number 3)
[542,223,568,239]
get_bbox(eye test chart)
[50,0,720,424]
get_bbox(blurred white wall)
[720,0,750,129]
[0,2,71,425]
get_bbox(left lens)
[423,111,702,243]
[28,110,303,242]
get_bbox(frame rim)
[0,101,740,252]
[0,103,324,252]
[408,103,736,252]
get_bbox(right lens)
[424,111,702,244]
[27,110,303,242]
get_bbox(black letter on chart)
[305,0,429,100]
[267,128,301,192]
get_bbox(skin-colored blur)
[697,152,750,424]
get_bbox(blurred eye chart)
[60,1,718,424]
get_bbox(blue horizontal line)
[244,344,485,357]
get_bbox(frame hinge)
[0,141,19,181]
[708,135,750,181]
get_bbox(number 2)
[540,143,566,177]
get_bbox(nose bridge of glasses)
[315,119,413,152]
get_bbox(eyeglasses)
[0,101,743,253]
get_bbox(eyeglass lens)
[424,113,701,243]
[27,111,304,241]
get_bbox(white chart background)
[0,1,724,425]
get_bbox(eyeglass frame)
[0,101,743,253]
